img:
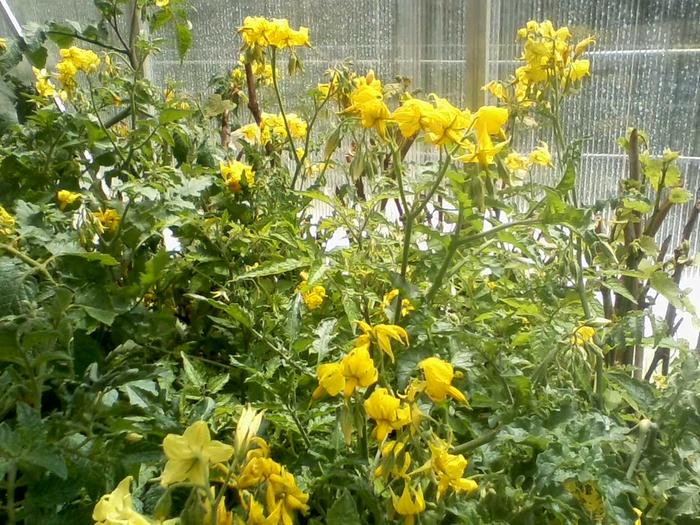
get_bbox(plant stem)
[46,30,129,54]
[270,49,302,172]
[6,463,16,525]
[0,244,56,284]
[425,201,465,305]
[452,426,502,454]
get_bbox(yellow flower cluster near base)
[364,387,411,440]
[93,209,120,235]
[343,70,391,138]
[392,482,426,525]
[57,190,81,211]
[429,441,479,499]
[238,17,310,50]
[221,160,256,193]
[0,205,16,237]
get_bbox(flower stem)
[270,49,302,176]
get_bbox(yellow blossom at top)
[234,405,265,460]
[0,205,16,237]
[575,36,596,57]
[238,17,310,49]
[155,0,170,7]
[418,357,467,404]
[381,289,415,318]
[161,420,234,487]
[356,321,409,362]
[220,160,255,193]
[364,387,411,440]
[460,105,509,168]
[571,325,596,347]
[428,441,478,499]
[57,190,81,211]
[391,482,426,525]
[94,209,120,235]
[569,59,591,82]
[32,67,60,98]
[343,70,391,138]
[528,142,553,167]
[0,37,7,52]
[92,476,151,525]
[55,46,100,95]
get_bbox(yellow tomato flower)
[94,209,120,235]
[356,321,409,363]
[260,112,307,144]
[574,36,596,57]
[32,67,59,98]
[422,95,472,146]
[234,123,262,145]
[302,285,326,310]
[418,356,467,404]
[161,420,234,487]
[571,325,596,347]
[312,362,345,399]
[375,439,412,479]
[344,70,391,138]
[92,476,151,525]
[246,494,283,525]
[381,289,415,318]
[528,142,553,167]
[0,205,16,237]
[0,37,6,52]
[505,152,530,173]
[391,482,426,525]
[569,59,591,81]
[57,189,81,211]
[482,80,507,102]
[340,344,378,397]
[429,441,478,499]
[238,17,310,49]
[220,160,255,193]
[234,405,265,460]
[633,507,643,525]
[364,387,411,440]
[265,468,310,524]
[391,97,434,138]
[155,0,170,7]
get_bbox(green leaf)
[311,318,337,362]
[622,197,651,213]
[601,280,636,304]
[231,259,308,281]
[669,187,692,204]
[327,489,361,525]
[649,271,697,316]
[203,94,236,118]
[159,107,192,124]
[181,352,206,389]
[174,22,193,61]
[80,305,117,326]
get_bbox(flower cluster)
[571,324,596,347]
[57,190,81,211]
[238,17,310,50]
[260,112,308,145]
[343,70,391,138]
[220,159,256,193]
[93,209,120,235]
[55,46,101,96]
[381,289,415,318]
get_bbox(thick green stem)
[6,463,16,525]
[0,244,56,284]
[270,49,302,175]
[425,202,465,305]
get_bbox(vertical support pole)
[464,0,490,110]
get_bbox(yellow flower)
[312,362,345,399]
[340,344,378,397]
[482,80,507,102]
[633,507,643,525]
[364,387,411,440]
[460,105,509,168]
[422,95,472,146]
[652,374,668,391]
[381,289,415,318]
[569,59,591,81]
[391,482,426,525]
[92,476,151,525]
[574,36,596,57]
[0,205,16,237]
[429,441,478,499]
[161,420,234,487]
[55,46,100,95]
[528,142,553,167]
[391,97,433,138]
[237,456,282,489]
[418,357,467,404]
[260,112,307,144]
[235,405,265,460]
[375,440,412,479]
[57,190,81,211]
[246,495,282,525]
[155,0,170,7]
[344,70,391,138]
[94,209,120,235]
[265,469,310,523]
[220,160,255,193]
[32,67,58,98]
[356,321,409,363]
[238,17,310,49]
[0,37,6,52]
[505,152,529,173]
[302,285,326,310]
[571,325,595,347]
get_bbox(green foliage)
[0,6,697,525]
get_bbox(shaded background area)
[2,0,699,345]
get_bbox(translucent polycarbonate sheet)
[489,0,700,260]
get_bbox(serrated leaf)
[311,318,337,362]
[327,489,361,525]
[231,259,307,281]
[601,280,637,304]
[181,352,206,389]
[174,22,192,61]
